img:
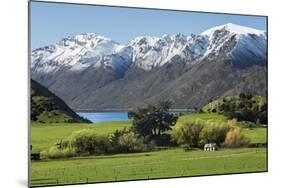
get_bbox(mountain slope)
[31,79,91,123]
[31,23,267,110]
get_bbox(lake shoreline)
[75,108,196,113]
[77,112,130,123]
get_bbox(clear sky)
[30,1,267,50]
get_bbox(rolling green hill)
[31,79,91,123]
[201,95,267,124]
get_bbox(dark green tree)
[129,101,178,138]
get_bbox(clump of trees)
[172,119,250,149]
[221,94,267,124]
[129,100,178,145]
[202,94,267,124]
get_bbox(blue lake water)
[77,112,129,123]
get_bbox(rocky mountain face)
[31,23,267,110]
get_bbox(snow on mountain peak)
[201,23,265,37]
[199,23,266,61]
[31,33,124,73]
[31,24,266,73]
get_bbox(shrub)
[199,123,229,146]
[149,133,176,146]
[40,146,76,159]
[117,132,147,153]
[172,121,204,147]
[227,118,238,128]
[223,128,250,148]
[68,129,112,155]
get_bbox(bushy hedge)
[42,128,153,159]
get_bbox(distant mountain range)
[31,23,267,110]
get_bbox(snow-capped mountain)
[200,23,266,62]
[31,23,267,110]
[31,33,131,73]
[31,23,266,73]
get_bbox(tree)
[199,123,229,146]
[223,127,250,148]
[68,129,112,155]
[129,100,178,138]
[172,121,204,147]
[117,132,146,153]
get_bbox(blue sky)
[30,1,267,50]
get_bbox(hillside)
[31,23,267,110]
[31,79,91,123]
[202,94,267,124]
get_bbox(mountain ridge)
[31,23,267,110]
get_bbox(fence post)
[56,178,59,185]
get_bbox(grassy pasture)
[31,147,267,187]
[31,121,131,153]
[175,113,228,126]
[30,113,267,187]
[241,128,267,144]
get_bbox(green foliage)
[129,100,178,138]
[202,95,267,124]
[68,129,112,155]
[117,132,147,153]
[149,133,175,146]
[173,121,204,147]
[109,128,152,153]
[40,126,152,159]
[199,123,230,146]
[40,146,76,159]
[173,116,251,149]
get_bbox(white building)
[204,143,218,151]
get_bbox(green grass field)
[176,113,229,125]
[241,128,267,144]
[31,121,131,153]
[30,113,267,187]
[31,147,267,187]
